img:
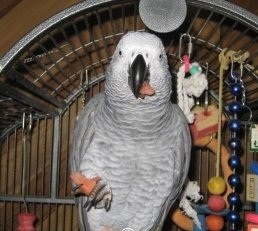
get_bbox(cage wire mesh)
[0,0,258,230]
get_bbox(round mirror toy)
[139,0,187,33]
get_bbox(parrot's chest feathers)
[100,100,172,137]
[92,119,174,175]
[93,101,175,161]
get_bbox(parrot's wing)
[152,105,191,231]
[70,93,104,231]
[170,106,191,200]
[70,93,104,173]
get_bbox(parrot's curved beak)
[128,54,154,98]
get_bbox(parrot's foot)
[70,172,112,211]
[84,179,112,211]
[70,172,100,196]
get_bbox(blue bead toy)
[229,119,241,132]
[228,174,241,187]
[228,155,241,169]
[227,211,240,223]
[227,192,241,206]
[228,101,242,114]
[230,83,243,96]
[228,137,241,150]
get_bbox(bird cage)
[0,0,258,230]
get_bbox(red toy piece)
[16,213,37,231]
[208,195,226,212]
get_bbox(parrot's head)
[105,32,172,104]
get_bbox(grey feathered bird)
[70,31,191,231]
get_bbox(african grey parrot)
[70,31,191,231]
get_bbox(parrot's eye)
[119,50,122,56]
[159,54,163,60]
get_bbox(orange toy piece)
[189,105,226,141]
[171,208,193,231]
[70,172,100,196]
[171,134,233,230]
[206,214,224,231]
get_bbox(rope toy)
[177,55,208,123]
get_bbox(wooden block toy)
[189,105,226,141]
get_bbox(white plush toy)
[179,181,203,229]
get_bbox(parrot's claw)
[83,198,94,211]
[71,184,83,194]
[85,180,112,211]
[103,193,112,211]
[94,192,112,211]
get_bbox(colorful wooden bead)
[208,195,226,212]
[208,177,226,195]
[189,65,200,75]
[206,215,225,231]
